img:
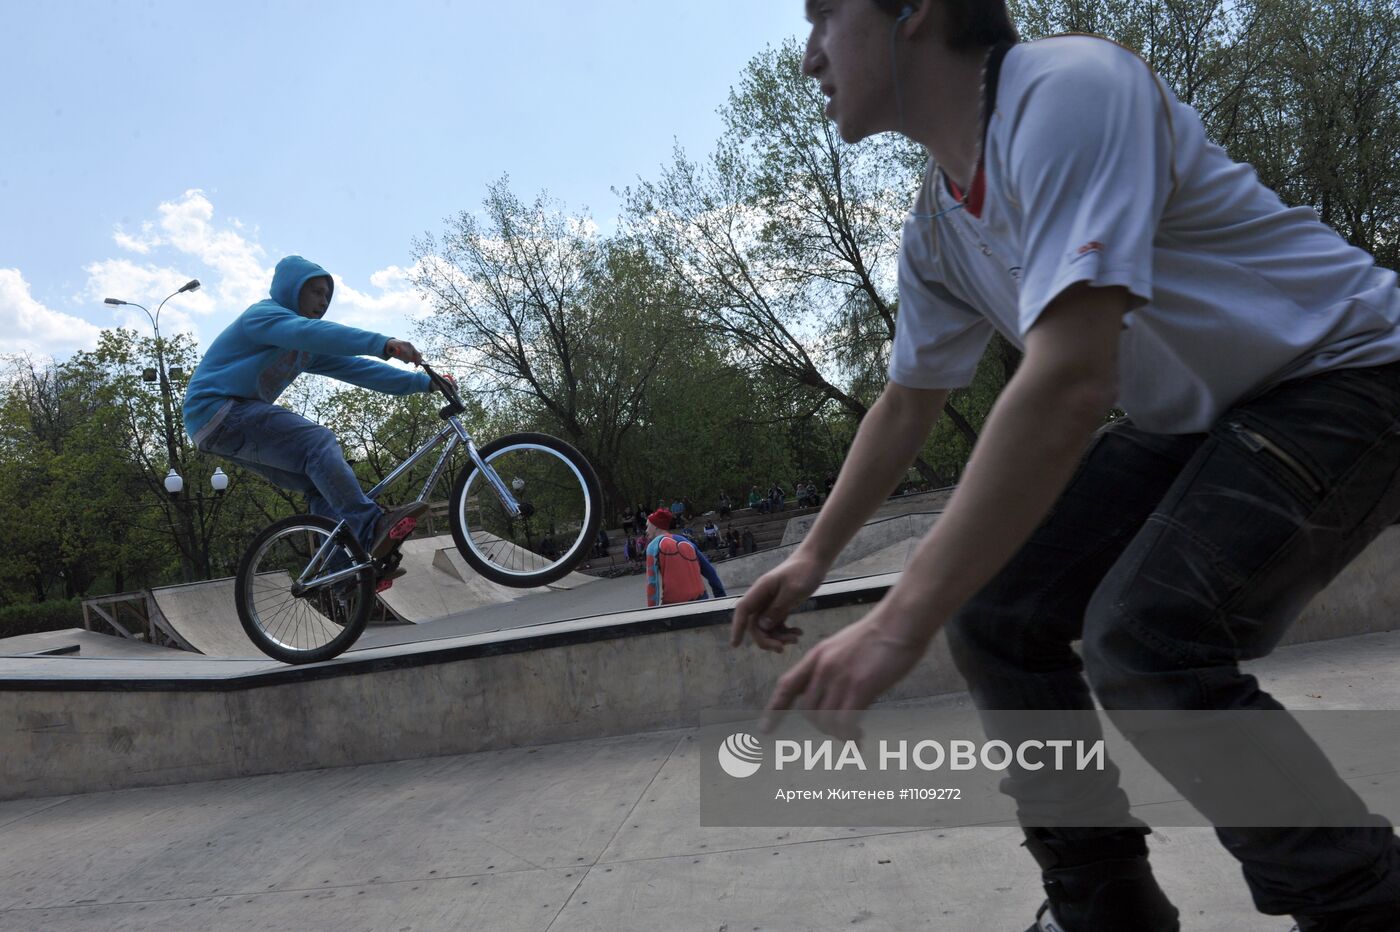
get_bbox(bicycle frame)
[295,370,521,592]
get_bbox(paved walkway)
[2,630,1398,931]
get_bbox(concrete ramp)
[717,511,939,591]
[779,488,952,547]
[377,535,596,624]
[830,537,918,578]
[148,577,266,658]
[436,534,595,591]
[152,573,351,658]
[377,537,546,623]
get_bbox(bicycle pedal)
[375,577,395,593]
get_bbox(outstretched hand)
[761,602,932,740]
[730,555,826,652]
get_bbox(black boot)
[1022,828,1180,932]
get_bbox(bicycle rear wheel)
[234,514,374,664]
[448,432,601,587]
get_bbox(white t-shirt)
[889,35,1400,433]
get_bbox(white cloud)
[100,190,431,345]
[97,189,270,335]
[331,261,436,337]
[0,269,102,356]
[16,189,435,362]
[153,190,269,306]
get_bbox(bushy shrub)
[0,599,85,640]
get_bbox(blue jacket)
[183,255,430,443]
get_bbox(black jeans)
[944,362,1400,917]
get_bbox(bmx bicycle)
[232,364,602,664]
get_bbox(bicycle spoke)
[241,520,365,657]
[459,441,593,582]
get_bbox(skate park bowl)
[145,572,344,659]
[375,534,596,624]
[2,512,1400,801]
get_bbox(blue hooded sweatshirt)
[183,255,430,445]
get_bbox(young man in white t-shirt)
[731,1,1400,929]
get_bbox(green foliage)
[1009,0,1400,266]
[0,333,316,604]
[0,599,84,639]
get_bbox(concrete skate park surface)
[2,629,1398,931]
[0,628,189,660]
[146,574,345,659]
[2,515,1400,803]
[357,510,933,650]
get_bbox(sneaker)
[1291,901,1400,931]
[370,500,429,559]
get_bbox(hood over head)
[269,255,334,314]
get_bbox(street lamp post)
[105,279,199,475]
[164,466,230,578]
[164,466,229,497]
[106,280,205,580]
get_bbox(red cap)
[647,508,673,530]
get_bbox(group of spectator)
[702,521,758,559]
[614,476,844,571]
[624,478,838,548]
[546,468,938,600]
[744,476,834,515]
[610,471,929,571]
[622,517,757,569]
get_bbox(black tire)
[448,432,602,587]
[234,514,374,664]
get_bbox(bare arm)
[731,381,947,650]
[878,284,1124,637]
[760,284,1127,734]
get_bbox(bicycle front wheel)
[234,514,374,664]
[448,432,602,587]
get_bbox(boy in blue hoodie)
[184,255,435,564]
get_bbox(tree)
[1008,0,1400,267]
[82,329,236,582]
[624,40,988,484]
[1273,0,1400,267]
[0,352,167,599]
[411,178,676,513]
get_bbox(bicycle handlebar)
[422,363,466,419]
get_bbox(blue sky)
[0,0,803,361]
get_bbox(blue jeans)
[944,362,1400,917]
[196,399,381,555]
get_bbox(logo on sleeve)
[1076,241,1106,255]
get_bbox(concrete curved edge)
[0,574,897,693]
